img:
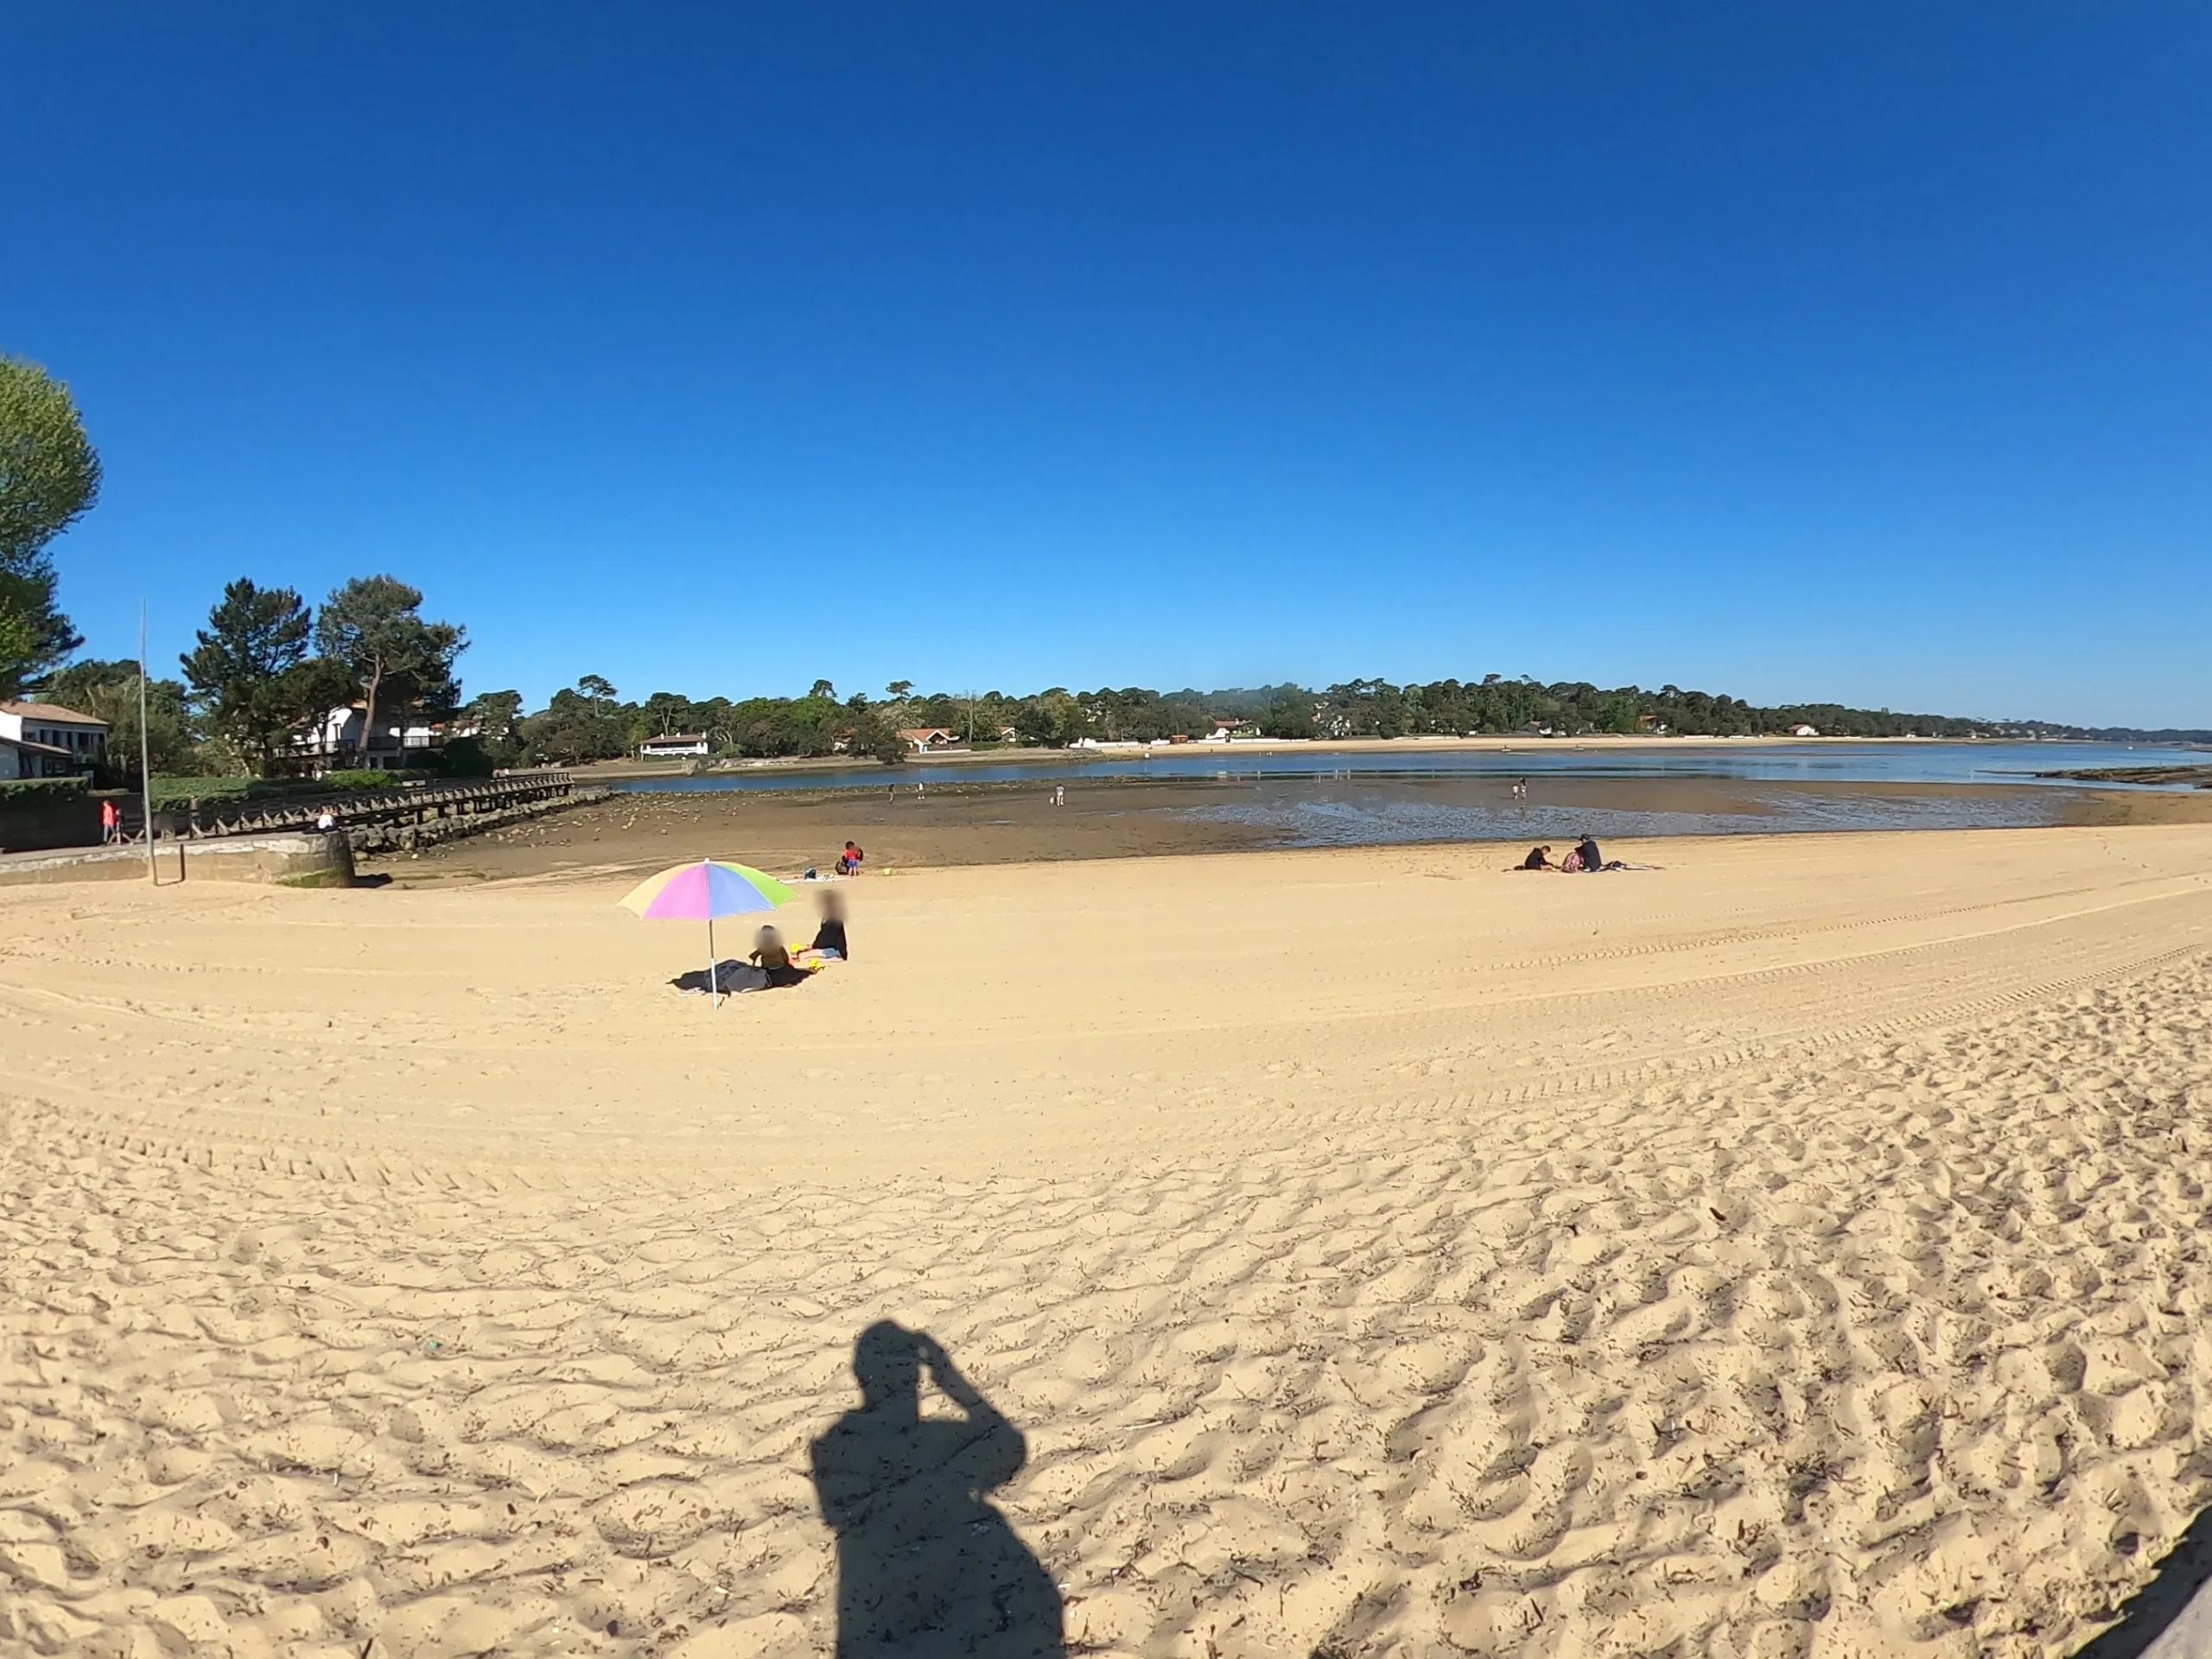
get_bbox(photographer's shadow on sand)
[810,1321,1064,1657]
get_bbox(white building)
[898,726,960,754]
[1790,723,1820,737]
[639,733,711,759]
[295,704,444,772]
[0,701,108,779]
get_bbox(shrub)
[435,736,495,778]
[147,770,443,810]
[0,776,89,802]
[149,776,257,808]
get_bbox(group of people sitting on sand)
[1515,835,1622,873]
[706,891,850,995]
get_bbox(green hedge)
[148,772,418,810]
[0,776,89,802]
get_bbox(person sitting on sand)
[749,925,809,988]
[811,890,849,961]
[1575,835,1604,872]
[1516,845,1554,871]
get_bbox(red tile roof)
[0,701,107,726]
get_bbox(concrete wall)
[0,831,355,888]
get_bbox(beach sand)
[4,825,2212,1656]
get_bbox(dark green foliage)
[458,689,527,770]
[147,776,257,806]
[0,355,101,694]
[0,775,88,801]
[315,575,467,766]
[179,579,341,775]
[520,686,632,764]
[1260,690,1317,739]
[147,772,404,810]
[41,658,196,784]
[844,699,906,765]
[486,671,2067,763]
[437,736,496,777]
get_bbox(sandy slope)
[3,826,2211,1657]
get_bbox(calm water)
[613,740,2204,796]
[607,739,2205,845]
[1165,782,2071,847]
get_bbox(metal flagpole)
[139,601,156,883]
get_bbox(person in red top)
[837,841,864,875]
[100,798,121,843]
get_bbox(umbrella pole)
[708,913,718,1009]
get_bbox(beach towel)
[675,960,769,995]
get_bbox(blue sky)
[9,4,2208,725]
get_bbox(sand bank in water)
[3,826,2211,1656]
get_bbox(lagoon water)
[1165,779,2069,847]
[613,739,2201,794]
[609,740,2205,847]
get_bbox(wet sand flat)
[3,825,2212,1656]
[379,772,2212,886]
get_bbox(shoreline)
[564,729,2209,784]
[376,771,2212,884]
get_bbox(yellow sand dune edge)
[3,825,2210,1656]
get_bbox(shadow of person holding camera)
[810,1321,1064,1656]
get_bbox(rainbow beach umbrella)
[619,859,797,1007]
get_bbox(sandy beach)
[5,824,2212,1656]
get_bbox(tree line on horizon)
[453,672,2184,772]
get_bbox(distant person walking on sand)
[838,841,864,875]
[100,798,120,843]
[1054,785,1065,807]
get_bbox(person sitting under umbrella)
[750,925,810,988]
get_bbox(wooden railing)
[165,772,578,839]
